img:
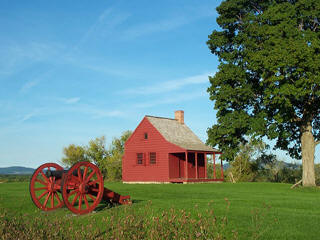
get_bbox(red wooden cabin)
[122,111,223,183]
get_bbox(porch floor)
[169,178,223,183]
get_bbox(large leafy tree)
[61,131,132,180]
[207,0,320,186]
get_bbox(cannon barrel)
[45,169,68,179]
[45,169,83,179]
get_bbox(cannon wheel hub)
[79,183,88,194]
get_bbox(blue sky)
[0,0,223,168]
[1,0,316,168]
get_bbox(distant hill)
[0,166,35,175]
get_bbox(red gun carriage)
[29,161,131,215]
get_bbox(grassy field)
[0,181,319,239]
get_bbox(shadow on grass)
[94,199,144,212]
[131,199,143,204]
[95,202,113,212]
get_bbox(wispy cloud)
[121,73,211,95]
[122,17,187,39]
[63,56,131,78]
[19,70,54,94]
[18,108,43,123]
[0,42,64,76]
[121,5,216,40]
[90,109,124,118]
[21,113,35,122]
[74,8,130,49]
[133,91,206,109]
[72,104,125,119]
[58,97,80,104]
[20,80,39,93]
[16,104,124,126]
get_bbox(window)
[150,152,156,164]
[137,153,144,165]
[144,133,148,139]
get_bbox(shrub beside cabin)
[122,111,223,183]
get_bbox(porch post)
[204,153,207,179]
[220,154,224,180]
[185,151,188,180]
[213,153,216,180]
[195,152,198,179]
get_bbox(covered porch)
[168,151,224,183]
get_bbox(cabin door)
[169,153,185,179]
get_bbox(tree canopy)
[61,131,132,181]
[207,0,320,186]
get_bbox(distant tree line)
[61,131,132,181]
[222,139,320,185]
[0,175,31,183]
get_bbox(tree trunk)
[300,121,316,187]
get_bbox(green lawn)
[0,182,319,239]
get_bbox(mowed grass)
[0,181,319,239]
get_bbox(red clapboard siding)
[123,117,184,182]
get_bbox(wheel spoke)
[40,170,49,183]
[83,166,88,181]
[34,187,47,191]
[71,192,80,206]
[43,192,51,207]
[54,184,61,191]
[35,178,47,186]
[88,179,99,186]
[91,188,99,192]
[54,192,62,205]
[79,194,82,210]
[85,170,96,183]
[71,175,81,184]
[68,189,78,197]
[84,195,89,209]
[88,194,96,202]
[51,192,54,208]
[38,190,49,200]
[78,168,82,182]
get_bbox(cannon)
[29,161,131,215]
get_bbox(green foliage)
[207,162,224,179]
[224,139,302,183]
[86,136,109,177]
[207,0,320,161]
[0,175,31,183]
[106,130,132,181]
[61,144,87,167]
[226,139,267,182]
[61,131,132,181]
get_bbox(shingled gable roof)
[146,115,219,152]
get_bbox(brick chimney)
[175,110,184,124]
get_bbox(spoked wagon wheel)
[29,163,64,211]
[61,161,104,215]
